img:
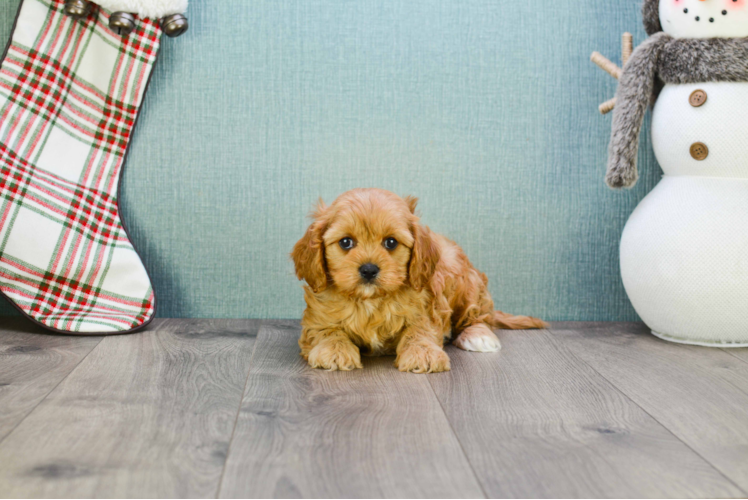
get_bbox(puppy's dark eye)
[339,238,355,250]
[384,238,398,250]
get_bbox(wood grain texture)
[428,328,744,498]
[556,322,748,495]
[0,318,102,443]
[0,319,259,498]
[218,321,485,499]
[3,320,747,499]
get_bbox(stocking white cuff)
[94,0,187,19]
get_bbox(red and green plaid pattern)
[0,0,160,333]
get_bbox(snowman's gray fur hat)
[643,0,662,35]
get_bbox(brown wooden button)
[690,142,709,161]
[689,89,707,107]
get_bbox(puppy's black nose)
[359,263,380,282]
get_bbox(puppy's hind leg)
[453,323,501,353]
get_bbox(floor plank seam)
[571,348,748,497]
[714,348,748,399]
[215,320,265,499]
[0,335,105,447]
[426,371,489,499]
[721,348,748,367]
[712,360,748,399]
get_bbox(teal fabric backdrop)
[0,0,660,321]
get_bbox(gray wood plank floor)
[0,319,747,498]
[555,323,748,494]
[0,319,259,498]
[0,319,102,443]
[219,322,484,499]
[429,329,742,498]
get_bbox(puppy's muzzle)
[359,263,380,283]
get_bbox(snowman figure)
[606,0,748,346]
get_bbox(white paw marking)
[454,325,501,353]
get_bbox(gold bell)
[161,14,189,38]
[64,0,93,19]
[109,12,136,36]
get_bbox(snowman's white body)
[616,0,748,347]
[621,82,748,346]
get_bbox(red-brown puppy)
[292,188,546,373]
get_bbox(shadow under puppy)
[292,188,547,373]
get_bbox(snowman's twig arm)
[607,33,668,189]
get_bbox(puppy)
[291,188,547,373]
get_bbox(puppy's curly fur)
[292,189,547,374]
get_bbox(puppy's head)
[292,189,440,299]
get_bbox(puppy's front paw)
[308,340,363,371]
[454,324,501,353]
[396,344,451,374]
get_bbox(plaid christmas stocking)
[0,0,185,334]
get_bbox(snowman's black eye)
[684,8,688,13]
[723,10,728,15]
[383,238,398,250]
[339,238,355,250]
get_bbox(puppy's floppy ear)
[291,200,330,293]
[404,196,419,214]
[409,221,440,292]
